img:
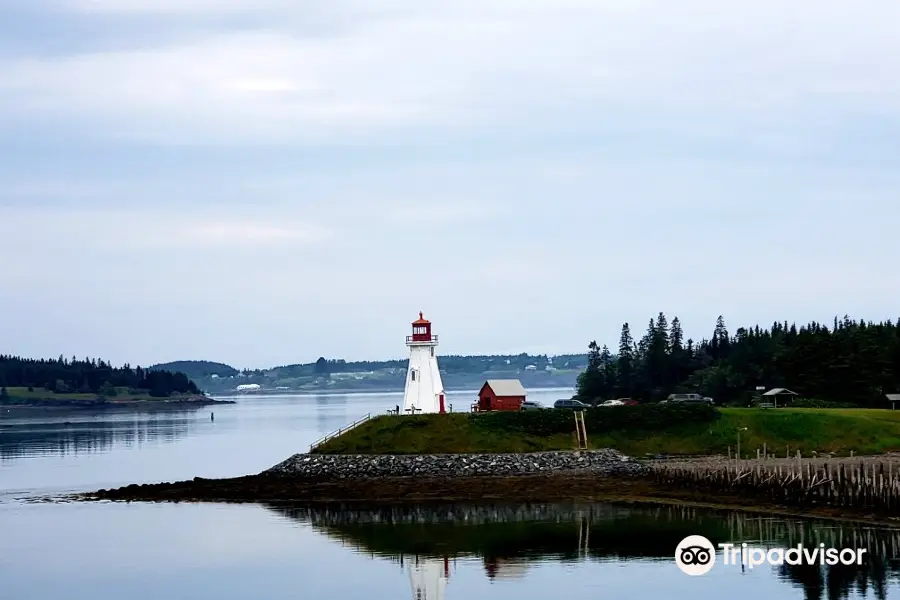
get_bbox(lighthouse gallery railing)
[308,412,372,452]
[405,335,438,343]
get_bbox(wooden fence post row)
[651,458,900,511]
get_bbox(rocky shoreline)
[72,449,900,527]
[265,449,648,479]
[82,449,648,503]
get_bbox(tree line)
[0,355,200,397]
[576,314,900,407]
[273,353,589,378]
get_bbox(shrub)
[790,398,858,409]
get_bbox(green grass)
[312,406,900,457]
[314,413,575,454]
[3,387,101,400]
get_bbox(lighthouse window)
[411,371,416,381]
[430,347,434,357]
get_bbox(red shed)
[476,379,527,412]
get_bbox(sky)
[1,1,899,369]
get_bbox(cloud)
[0,206,335,252]
[61,0,295,12]
[2,1,898,144]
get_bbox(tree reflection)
[268,502,900,599]
[0,412,196,460]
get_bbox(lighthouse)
[402,312,446,414]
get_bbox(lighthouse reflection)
[403,555,451,600]
[268,503,900,600]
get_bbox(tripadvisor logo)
[675,535,716,576]
[675,535,867,575]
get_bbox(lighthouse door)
[439,394,445,414]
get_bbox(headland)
[78,405,900,527]
[0,391,233,413]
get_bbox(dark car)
[553,399,589,410]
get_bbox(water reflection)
[270,503,900,599]
[0,413,197,460]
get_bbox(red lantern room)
[407,311,437,343]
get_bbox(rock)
[262,449,648,479]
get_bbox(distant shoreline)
[0,396,234,414]
[211,384,576,398]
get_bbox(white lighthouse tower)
[402,312,446,414]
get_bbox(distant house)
[524,365,537,371]
[761,388,798,407]
[476,379,527,412]
[236,383,261,392]
[887,394,900,410]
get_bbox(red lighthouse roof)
[412,311,430,325]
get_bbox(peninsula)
[82,404,900,526]
[0,354,231,410]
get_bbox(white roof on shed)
[484,379,527,396]
[762,387,798,396]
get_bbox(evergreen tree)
[616,323,635,397]
[576,312,900,405]
[670,317,684,354]
[575,341,604,401]
[655,312,670,353]
[598,344,616,395]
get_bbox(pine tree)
[655,312,669,353]
[575,341,605,401]
[670,317,684,354]
[616,324,635,397]
[599,344,616,397]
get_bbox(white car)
[598,399,625,407]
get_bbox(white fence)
[308,413,372,452]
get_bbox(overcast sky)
[1,1,898,369]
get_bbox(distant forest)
[0,355,200,397]
[576,314,900,406]
[158,354,589,381]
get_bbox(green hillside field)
[311,405,900,457]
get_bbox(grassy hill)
[311,406,900,457]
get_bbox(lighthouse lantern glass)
[411,321,432,342]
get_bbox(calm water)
[1,389,899,600]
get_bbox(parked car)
[664,393,714,405]
[554,399,590,410]
[520,400,543,411]
[598,399,624,407]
